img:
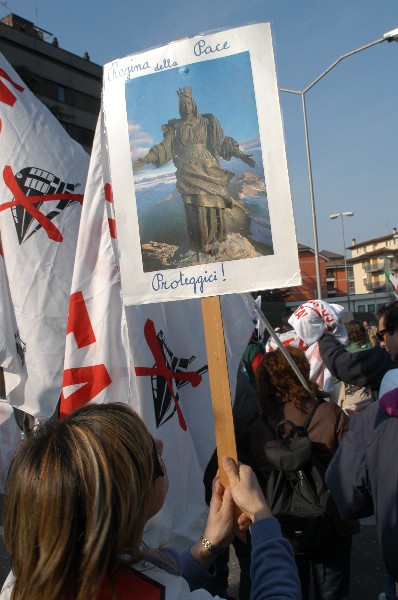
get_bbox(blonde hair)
[4,403,156,600]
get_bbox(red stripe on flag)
[60,365,112,417]
[104,183,113,203]
[66,291,96,348]
[0,68,24,107]
[108,218,116,239]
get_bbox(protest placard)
[103,23,300,305]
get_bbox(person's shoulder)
[313,399,341,416]
[131,556,191,597]
[380,368,398,397]
[0,572,14,599]
[314,400,348,423]
[348,398,382,432]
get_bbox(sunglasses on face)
[151,438,164,480]
[376,328,389,342]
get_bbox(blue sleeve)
[180,547,220,594]
[325,409,374,519]
[250,517,301,599]
[181,518,300,599]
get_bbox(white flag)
[0,400,22,492]
[126,293,254,550]
[0,239,20,395]
[60,114,130,417]
[0,53,89,418]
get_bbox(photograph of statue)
[128,51,273,272]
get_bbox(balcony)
[386,261,398,271]
[365,282,387,292]
[364,262,385,273]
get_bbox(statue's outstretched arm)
[133,154,152,171]
[221,137,256,168]
[238,153,256,168]
[133,126,173,171]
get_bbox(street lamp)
[281,27,398,300]
[330,212,354,311]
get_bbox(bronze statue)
[134,86,256,253]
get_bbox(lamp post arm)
[280,36,387,96]
[303,37,386,93]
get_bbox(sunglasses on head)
[151,438,164,481]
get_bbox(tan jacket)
[250,398,349,479]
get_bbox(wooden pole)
[201,295,237,487]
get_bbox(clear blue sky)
[3,0,398,254]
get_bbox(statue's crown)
[177,86,192,99]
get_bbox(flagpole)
[256,307,317,399]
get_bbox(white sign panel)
[103,23,300,305]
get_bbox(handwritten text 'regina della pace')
[108,37,230,81]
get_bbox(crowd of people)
[0,301,397,599]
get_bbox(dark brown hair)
[255,346,319,416]
[345,320,368,345]
[378,300,398,333]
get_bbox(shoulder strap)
[274,399,321,439]
[301,399,321,433]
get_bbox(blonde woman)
[1,403,300,600]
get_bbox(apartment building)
[322,249,354,298]
[0,13,102,151]
[347,228,398,295]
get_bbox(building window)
[19,70,100,114]
[368,304,375,312]
[60,121,94,149]
[57,85,66,103]
[357,305,365,312]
